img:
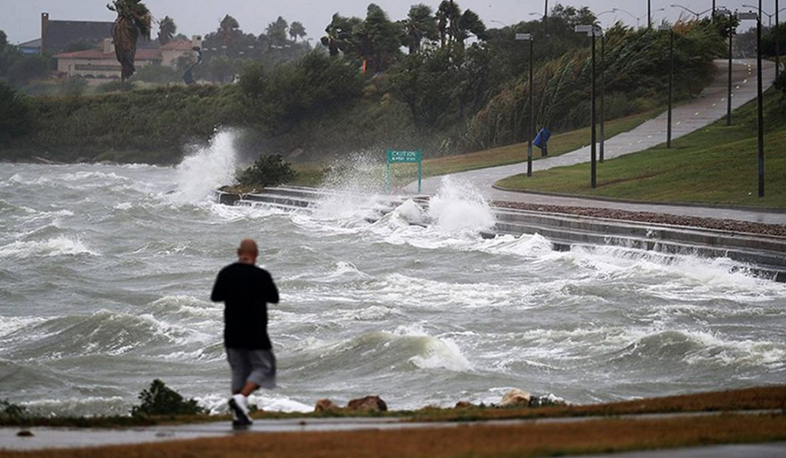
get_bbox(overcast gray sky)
[0,1,768,44]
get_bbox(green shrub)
[0,399,27,419]
[95,80,137,93]
[130,379,206,417]
[59,77,88,97]
[0,80,33,146]
[132,64,181,84]
[775,70,786,101]
[237,154,297,188]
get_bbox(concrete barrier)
[216,187,786,282]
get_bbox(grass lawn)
[290,108,663,188]
[496,89,786,208]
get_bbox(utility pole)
[757,0,765,197]
[516,34,535,176]
[600,33,606,162]
[591,29,597,188]
[544,0,549,40]
[775,0,781,79]
[576,25,599,188]
[723,8,733,126]
[648,0,652,29]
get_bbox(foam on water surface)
[0,159,784,415]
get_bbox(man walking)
[211,239,279,427]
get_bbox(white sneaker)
[228,394,252,426]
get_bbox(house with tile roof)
[55,39,161,79]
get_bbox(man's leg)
[226,348,254,426]
[240,382,259,397]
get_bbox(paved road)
[570,442,786,458]
[407,59,785,225]
[1,411,782,452]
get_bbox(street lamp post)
[744,3,782,78]
[716,7,733,126]
[738,8,764,197]
[600,30,606,162]
[516,33,535,177]
[659,25,675,148]
[648,0,652,29]
[576,25,601,188]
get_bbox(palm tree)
[401,4,438,54]
[436,0,460,48]
[157,15,176,45]
[456,9,487,47]
[289,21,306,42]
[219,14,240,48]
[321,14,362,57]
[267,16,289,47]
[107,0,152,82]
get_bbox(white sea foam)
[428,177,495,232]
[196,393,312,414]
[171,129,239,203]
[393,324,473,372]
[0,316,47,338]
[0,236,97,258]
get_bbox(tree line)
[3,2,784,163]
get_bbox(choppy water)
[1,132,785,417]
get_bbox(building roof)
[161,39,193,51]
[19,38,42,48]
[54,48,162,61]
[44,20,114,53]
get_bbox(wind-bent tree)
[401,4,438,54]
[456,9,486,47]
[289,21,306,42]
[355,4,401,72]
[219,14,240,47]
[267,16,289,47]
[107,0,152,82]
[321,13,362,57]
[436,0,460,48]
[158,16,176,45]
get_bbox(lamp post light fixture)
[658,25,675,148]
[743,4,772,26]
[613,8,665,28]
[516,33,535,177]
[738,8,765,197]
[670,4,713,20]
[575,24,602,188]
[743,3,782,79]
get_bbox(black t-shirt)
[211,262,280,349]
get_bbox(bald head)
[237,239,258,264]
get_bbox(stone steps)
[215,186,786,282]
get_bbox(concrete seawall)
[216,186,786,282]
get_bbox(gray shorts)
[226,348,276,392]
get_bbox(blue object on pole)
[533,128,551,149]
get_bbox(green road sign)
[386,149,423,193]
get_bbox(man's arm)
[267,272,280,304]
[210,269,226,302]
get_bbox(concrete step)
[214,187,786,282]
